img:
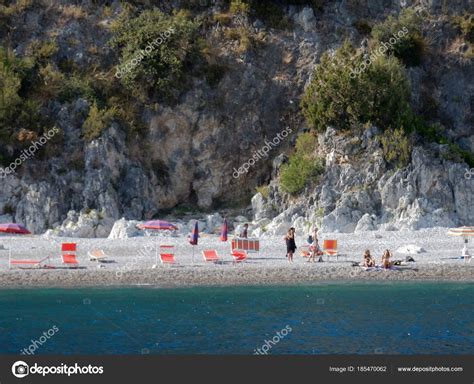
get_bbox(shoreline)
[1,264,472,289]
[1,228,473,288]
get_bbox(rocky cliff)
[0,0,472,235]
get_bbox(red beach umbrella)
[137,220,178,231]
[0,223,31,235]
[220,218,228,242]
[137,220,178,267]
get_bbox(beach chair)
[231,249,247,263]
[61,243,79,268]
[202,249,220,263]
[322,240,346,261]
[9,256,51,269]
[159,245,175,265]
[88,249,109,262]
[299,245,311,258]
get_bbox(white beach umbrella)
[447,226,474,258]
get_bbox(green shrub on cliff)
[380,128,412,168]
[109,9,200,101]
[451,13,474,44]
[83,103,117,142]
[280,133,324,194]
[371,7,426,67]
[0,47,38,141]
[301,41,412,133]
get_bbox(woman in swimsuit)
[381,249,392,269]
[362,249,375,267]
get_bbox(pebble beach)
[0,227,472,288]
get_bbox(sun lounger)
[299,245,310,258]
[202,249,220,263]
[62,243,79,268]
[322,240,347,261]
[88,249,109,262]
[159,245,175,265]
[9,256,51,269]
[322,239,337,260]
[231,249,247,263]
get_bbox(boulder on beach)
[396,244,427,255]
[43,209,115,238]
[205,213,223,234]
[108,218,144,239]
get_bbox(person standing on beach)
[284,228,296,263]
[308,227,322,262]
[240,223,249,238]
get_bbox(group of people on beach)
[283,227,322,263]
[362,249,394,269]
[283,226,395,268]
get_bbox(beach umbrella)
[137,220,178,231]
[447,226,474,258]
[189,221,199,264]
[137,220,178,267]
[0,223,31,235]
[220,218,228,242]
[0,223,31,267]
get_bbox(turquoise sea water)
[0,283,473,355]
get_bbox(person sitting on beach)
[240,223,249,238]
[362,249,375,267]
[284,228,296,263]
[381,249,393,269]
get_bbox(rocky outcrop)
[43,209,114,238]
[252,125,473,234]
[0,0,472,236]
[108,218,143,239]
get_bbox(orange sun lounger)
[322,240,347,261]
[159,245,175,265]
[9,256,51,269]
[62,243,79,268]
[202,249,220,263]
[231,249,248,263]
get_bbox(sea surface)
[0,282,473,354]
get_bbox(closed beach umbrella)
[189,221,199,245]
[447,226,474,257]
[189,221,199,264]
[0,223,31,235]
[220,218,228,242]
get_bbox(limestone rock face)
[0,0,472,237]
[253,124,473,234]
[294,7,316,32]
[43,210,115,238]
